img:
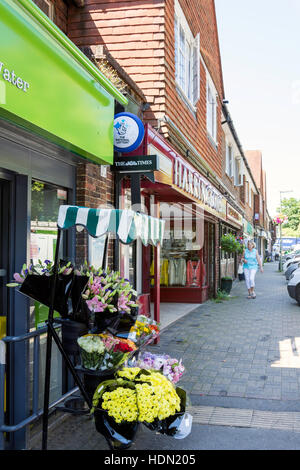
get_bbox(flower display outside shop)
[133,352,185,384]
[81,270,139,315]
[128,315,160,346]
[6,259,73,287]
[273,214,288,225]
[92,367,181,424]
[78,333,137,371]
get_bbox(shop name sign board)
[0,61,30,93]
[174,158,225,215]
[112,155,159,173]
[227,203,243,227]
[114,112,145,153]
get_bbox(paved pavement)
[30,262,300,450]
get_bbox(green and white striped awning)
[57,205,165,246]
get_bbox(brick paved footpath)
[31,262,300,450]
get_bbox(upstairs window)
[207,78,217,142]
[234,158,242,186]
[33,0,54,20]
[226,144,233,177]
[174,1,200,106]
[245,181,249,204]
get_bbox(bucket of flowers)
[133,351,185,384]
[81,274,120,332]
[70,263,105,323]
[77,333,137,401]
[81,271,139,333]
[91,367,192,450]
[113,276,139,333]
[127,315,160,347]
[7,259,73,317]
[91,378,139,450]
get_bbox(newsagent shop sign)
[173,158,226,217]
[0,61,30,92]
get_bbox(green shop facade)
[0,0,127,449]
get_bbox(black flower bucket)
[143,387,189,437]
[61,320,89,357]
[82,369,116,403]
[94,409,139,450]
[19,271,73,318]
[117,307,139,334]
[80,301,121,334]
[70,275,90,321]
[94,310,121,335]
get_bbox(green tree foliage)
[278,198,300,233]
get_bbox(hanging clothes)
[150,258,169,286]
[186,260,202,287]
[168,258,186,286]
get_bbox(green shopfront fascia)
[0,0,127,449]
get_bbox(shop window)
[29,180,69,414]
[119,188,142,292]
[154,213,204,289]
[30,180,67,267]
[174,1,200,106]
[206,77,217,143]
[33,0,54,20]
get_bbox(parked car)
[283,256,300,272]
[285,262,300,281]
[287,270,300,305]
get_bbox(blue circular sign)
[113,112,145,153]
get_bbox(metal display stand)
[41,205,164,450]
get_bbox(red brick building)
[33,0,267,306]
[33,0,273,304]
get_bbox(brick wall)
[67,0,225,178]
[53,0,68,33]
[33,0,68,33]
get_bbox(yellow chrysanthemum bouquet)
[91,367,190,450]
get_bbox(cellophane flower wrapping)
[78,334,137,371]
[127,315,160,347]
[92,368,192,447]
[133,351,185,384]
[81,270,139,325]
[78,335,106,370]
[92,368,181,423]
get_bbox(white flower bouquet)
[77,335,106,370]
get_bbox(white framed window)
[174,1,200,106]
[226,143,233,177]
[206,76,217,142]
[245,181,249,204]
[234,158,242,186]
[249,188,252,208]
[33,0,54,20]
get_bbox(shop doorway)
[0,178,10,338]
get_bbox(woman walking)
[241,240,263,299]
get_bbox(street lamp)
[279,190,293,271]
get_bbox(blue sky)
[215,0,300,215]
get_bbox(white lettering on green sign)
[0,61,30,92]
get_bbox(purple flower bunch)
[82,270,139,315]
[135,351,185,384]
[82,275,117,314]
[7,259,73,287]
